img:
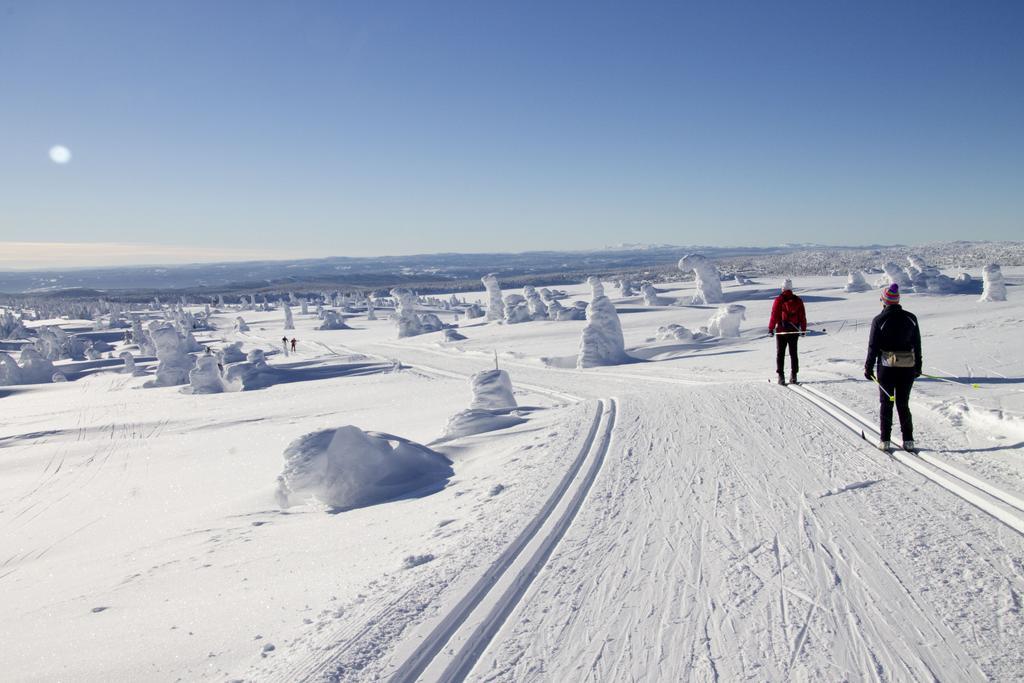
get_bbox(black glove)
[800,332,806,337]
[768,330,774,337]
[864,370,875,382]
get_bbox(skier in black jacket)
[864,283,922,453]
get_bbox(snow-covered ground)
[2,269,1023,681]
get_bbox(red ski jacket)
[769,291,807,333]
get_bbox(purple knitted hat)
[881,283,900,305]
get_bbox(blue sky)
[1,1,1022,266]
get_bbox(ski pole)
[771,328,827,336]
[921,373,980,389]
[868,374,895,402]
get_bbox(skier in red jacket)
[768,278,807,385]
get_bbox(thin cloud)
[0,242,313,270]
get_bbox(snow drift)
[276,426,452,510]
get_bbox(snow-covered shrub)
[443,328,467,342]
[706,304,746,338]
[503,295,532,324]
[618,279,637,296]
[187,354,224,394]
[482,274,505,321]
[391,288,423,337]
[980,263,1007,302]
[678,254,724,304]
[442,369,526,439]
[276,426,452,510]
[844,271,871,293]
[319,310,351,330]
[523,286,548,319]
[419,313,445,333]
[578,277,628,368]
[642,283,666,306]
[0,348,56,386]
[222,349,273,391]
[35,326,83,361]
[0,352,21,385]
[655,324,694,341]
[366,298,376,320]
[219,341,246,364]
[464,303,484,319]
[283,304,295,330]
[1,311,30,339]
[145,323,193,387]
[883,262,913,290]
[234,317,250,332]
[469,368,517,410]
[119,351,140,375]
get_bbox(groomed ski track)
[790,383,1024,534]
[310,341,1024,681]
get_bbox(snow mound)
[706,304,746,338]
[276,426,452,510]
[980,263,1007,302]
[578,277,628,368]
[678,254,724,304]
[234,317,250,332]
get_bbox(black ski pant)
[877,366,915,442]
[775,334,798,375]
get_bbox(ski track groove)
[388,397,617,682]
[789,384,1024,534]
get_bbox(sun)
[49,145,72,164]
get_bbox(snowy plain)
[2,267,1024,681]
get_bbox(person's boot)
[789,372,798,385]
[902,440,918,454]
[777,373,786,385]
[877,440,892,452]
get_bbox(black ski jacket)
[864,304,922,375]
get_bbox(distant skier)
[768,278,806,385]
[864,284,922,453]
[290,338,297,352]
[282,336,289,354]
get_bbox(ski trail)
[789,384,1024,534]
[387,398,617,682]
[468,384,1006,681]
